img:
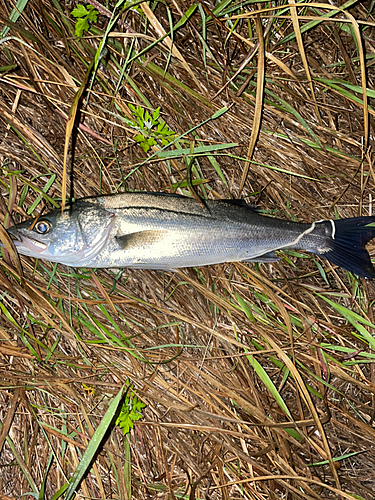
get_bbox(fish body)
[6,192,375,278]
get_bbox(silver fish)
[5,192,375,278]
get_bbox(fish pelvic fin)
[244,251,280,263]
[316,217,375,279]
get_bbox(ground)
[0,0,375,499]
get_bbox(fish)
[4,192,375,278]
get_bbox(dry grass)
[1,0,375,498]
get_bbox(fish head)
[7,201,116,266]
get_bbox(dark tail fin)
[319,217,375,279]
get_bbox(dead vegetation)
[1,0,375,498]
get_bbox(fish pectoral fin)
[116,230,164,249]
[243,251,280,263]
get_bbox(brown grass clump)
[1,0,375,498]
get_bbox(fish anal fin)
[244,251,280,263]
[116,230,164,249]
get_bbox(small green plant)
[128,104,176,153]
[116,381,146,435]
[71,4,99,38]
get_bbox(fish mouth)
[9,232,48,254]
[8,228,22,242]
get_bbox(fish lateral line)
[109,205,215,218]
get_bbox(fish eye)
[34,220,52,234]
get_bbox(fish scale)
[5,192,375,278]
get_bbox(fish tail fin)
[318,217,375,278]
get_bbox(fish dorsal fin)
[219,199,257,209]
[116,230,164,249]
[148,192,257,210]
[150,192,253,206]
[148,191,187,199]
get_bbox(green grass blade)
[27,174,56,215]
[124,435,131,499]
[0,422,38,494]
[317,294,375,349]
[280,0,360,45]
[235,294,292,419]
[1,0,30,38]
[248,354,292,418]
[308,450,365,467]
[156,142,237,158]
[63,385,125,500]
